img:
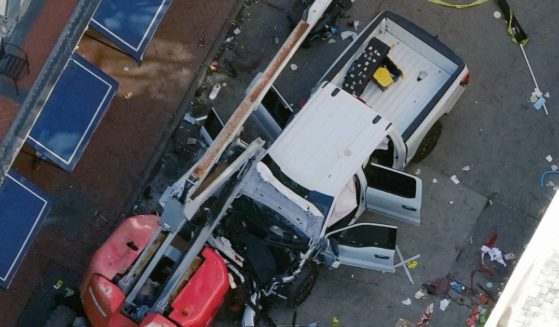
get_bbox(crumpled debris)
[432,178,438,184]
[546,155,553,163]
[406,261,418,269]
[450,281,465,294]
[462,165,471,171]
[402,298,412,305]
[439,298,450,311]
[481,245,507,267]
[415,168,421,175]
[290,63,298,71]
[416,303,433,327]
[504,252,516,260]
[341,30,358,41]
[450,175,460,184]
[415,289,427,299]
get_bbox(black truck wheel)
[412,121,443,162]
[286,262,319,306]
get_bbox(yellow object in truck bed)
[373,67,394,89]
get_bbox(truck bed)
[325,12,463,139]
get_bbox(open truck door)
[326,223,398,273]
[363,163,422,225]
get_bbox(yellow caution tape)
[506,8,529,45]
[428,0,489,9]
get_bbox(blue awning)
[90,0,172,62]
[27,53,118,172]
[0,171,52,289]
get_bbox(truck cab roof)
[268,82,390,198]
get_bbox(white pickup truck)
[80,10,469,327]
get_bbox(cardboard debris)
[416,303,434,327]
[415,289,427,299]
[341,30,358,41]
[450,175,460,184]
[439,298,450,311]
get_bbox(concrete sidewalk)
[0,1,242,325]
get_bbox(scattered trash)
[332,316,340,327]
[462,165,471,171]
[439,298,450,311]
[328,38,336,44]
[401,298,412,305]
[546,155,553,163]
[467,236,473,244]
[540,171,559,188]
[449,200,454,205]
[394,318,415,327]
[552,164,558,171]
[481,245,506,267]
[340,31,358,41]
[486,282,493,288]
[432,178,438,184]
[493,11,502,19]
[197,33,207,47]
[504,252,516,260]
[233,27,241,35]
[479,293,490,304]
[533,96,546,111]
[406,260,418,269]
[53,279,64,290]
[415,168,421,175]
[224,36,234,43]
[450,175,460,184]
[274,36,280,44]
[546,180,557,190]
[123,66,129,72]
[183,112,207,125]
[417,70,428,81]
[416,303,433,327]
[450,281,465,294]
[424,277,451,295]
[415,289,427,299]
[209,60,219,72]
[545,91,550,98]
[209,84,221,100]
[290,63,298,71]
[489,199,493,205]
[349,20,360,30]
[124,91,133,99]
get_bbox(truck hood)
[241,162,325,240]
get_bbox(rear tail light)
[460,71,470,87]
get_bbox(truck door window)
[364,164,416,198]
[369,136,394,167]
[262,87,293,128]
[333,225,396,250]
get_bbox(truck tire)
[412,121,442,163]
[43,305,76,327]
[286,262,319,306]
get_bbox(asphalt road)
[196,0,559,326]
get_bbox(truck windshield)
[261,155,334,216]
